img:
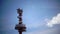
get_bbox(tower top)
[17,8,23,14]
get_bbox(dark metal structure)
[15,8,26,34]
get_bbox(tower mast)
[15,8,26,34]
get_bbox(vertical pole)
[19,31,22,34]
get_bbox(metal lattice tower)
[15,8,26,34]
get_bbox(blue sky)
[0,0,60,34]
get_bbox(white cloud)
[46,13,60,27]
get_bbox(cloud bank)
[46,13,60,27]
